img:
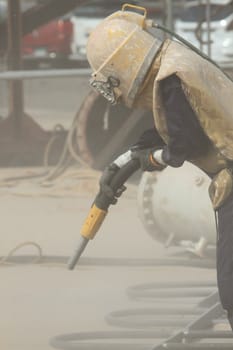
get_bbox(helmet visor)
[90,75,121,105]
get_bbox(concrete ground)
[0,166,219,350]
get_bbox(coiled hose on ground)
[0,242,225,350]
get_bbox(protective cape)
[152,39,233,174]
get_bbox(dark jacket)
[135,74,211,167]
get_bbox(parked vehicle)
[22,17,73,68]
[0,0,73,68]
[175,0,233,67]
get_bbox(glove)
[131,128,165,149]
[131,147,166,172]
[99,163,126,204]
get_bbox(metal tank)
[137,162,216,256]
[75,90,154,169]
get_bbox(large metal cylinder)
[75,90,154,169]
[137,162,216,249]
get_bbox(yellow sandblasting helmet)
[86,4,162,108]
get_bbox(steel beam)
[7,0,24,137]
[0,68,91,80]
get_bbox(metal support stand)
[0,0,51,166]
[165,0,174,33]
[7,0,24,137]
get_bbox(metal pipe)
[7,0,24,137]
[0,68,91,80]
[206,0,212,57]
[185,330,233,339]
[163,343,233,349]
[198,0,203,52]
[165,0,174,33]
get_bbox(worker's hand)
[99,163,126,204]
[131,147,166,172]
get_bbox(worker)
[86,5,233,329]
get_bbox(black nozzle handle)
[111,158,140,191]
[95,158,140,211]
[67,159,140,270]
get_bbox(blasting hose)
[67,158,140,270]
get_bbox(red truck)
[0,0,73,67]
[0,0,73,68]
[22,17,73,68]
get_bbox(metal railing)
[0,68,91,80]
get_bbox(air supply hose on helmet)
[152,22,233,82]
[67,157,140,270]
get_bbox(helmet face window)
[90,76,120,105]
[86,8,162,107]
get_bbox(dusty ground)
[0,166,219,350]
